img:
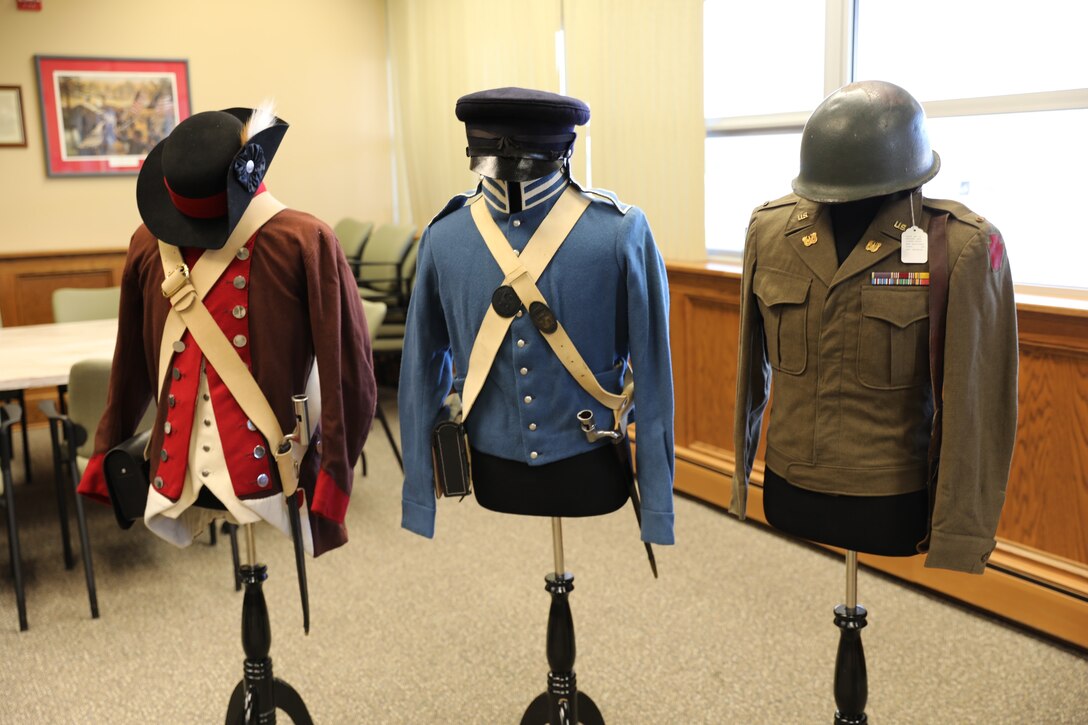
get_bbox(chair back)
[333,218,374,263]
[67,359,113,462]
[359,298,388,346]
[52,287,122,323]
[398,237,421,301]
[358,224,417,293]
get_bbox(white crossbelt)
[462,186,634,431]
[156,193,309,496]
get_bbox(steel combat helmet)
[792,80,940,203]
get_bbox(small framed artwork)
[0,86,27,147]
[34,55,191,176]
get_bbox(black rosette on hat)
[136,104,288,249]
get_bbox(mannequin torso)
[762,192,928,556]
[470,173,632,518]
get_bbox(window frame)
[703,0,1088,298]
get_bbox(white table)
[0,318,118,390]
[0,318,116,626]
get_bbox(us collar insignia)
[865,240,882,253]
[796,211,809,221]
[802,232,818,247]
[893,221,908,232]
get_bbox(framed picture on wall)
[0,86,27,147]
[34,55,191,176]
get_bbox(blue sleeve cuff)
[401,498,436,539]
[640,508,675,545]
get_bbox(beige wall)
[0,0,392,255]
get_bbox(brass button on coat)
[233,334,247,348]
[168,395,176,408]
[236,247,250,261]
[253,445,266,459]
[530,451,538,460]
[172,340,186,353]
[528,423,537,431]
[160,449,168,462]
[256,474,270,488]
[233,275,247,289]
[246,420,256,431]
[172,367,181,380]
[153,476,164,490]
[232,305,247,319]
[164,421,172,434]
[523,395,532,404]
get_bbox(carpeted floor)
[1,388,1086,724]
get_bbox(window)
[704,0,1088,290]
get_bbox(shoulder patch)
[429,188,482,226]
[923,198,986,230]
[570,181,631,214]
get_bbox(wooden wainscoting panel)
[668,263,740,455]
[1001,342,1088,565]
[16,270,116,325]
[0,249,126,327]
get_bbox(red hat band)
[163,177,228,219]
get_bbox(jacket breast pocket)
[857,288,929,389]
[754,269,810,375]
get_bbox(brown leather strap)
[923,211,950,548]
[927,212,950,461]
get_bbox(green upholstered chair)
[333,218,374,282]
[359,298,402,473]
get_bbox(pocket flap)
[754,270,810,307]
[860,288,929,328]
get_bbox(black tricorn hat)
[136,106,288,249]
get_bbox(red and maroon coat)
[78,206,376,556]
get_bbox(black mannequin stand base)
[832,551,868,725]
[520,518,605,725]
[833,603,868,724]
[224,531,312,724]
[520,572,603,725]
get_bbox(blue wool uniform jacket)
[399,182,675,544]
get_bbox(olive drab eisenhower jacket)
[732,192,1018,574]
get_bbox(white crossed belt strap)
[156,193,305,496]
[464,186,633,431]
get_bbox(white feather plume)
[242,99,277,143]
